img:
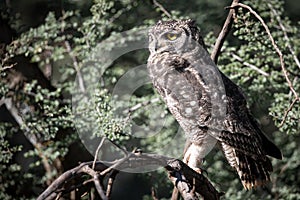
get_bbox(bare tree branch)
[64,41,86,93]
[230,52,270,76]
[211,0,240,64]
[267,3,300,71]
[37,150,221,200]
[171,187,180,200]
[92,137,106,170]
[123,97,161,114]
[82,165,108,200]
[36,161,107,200]
[106,170,118,198]
[0,63,16,71]
[152,0,172,18]
[279,97,298,127]
[229,2,300,127]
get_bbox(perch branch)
[37,151,221,200]
[211,0,240,64]
[166,159,222,200]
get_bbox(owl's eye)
[166,33,179,41]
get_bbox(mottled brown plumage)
[147,19,282,189]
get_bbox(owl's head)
[148,19,205,55]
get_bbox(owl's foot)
[183,153,206,174]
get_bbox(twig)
[64,41,86,93]
[230,52,270,76]
[99,153,130,176]
[56,178,94,194]
[92,137,106,170]
[94,176,107,200]
[279,97,298,127]
[230,2,299,100]
[0,63,16,71]
[211,0,240,64]
[54,193,61,200]
[152,0,171,18]
[268,3,300,71]
[123,97,160,114]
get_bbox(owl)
[147,19,282,189]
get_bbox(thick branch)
[82,165,108,200]
[106,170,119,198]
[37,161,108,200]
[166,159,221,200]
[37,152,221,200]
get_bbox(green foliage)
[0,0,299,199]
[0,123,24,200]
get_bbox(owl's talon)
[191,167,207,175]
[192,167,202,174]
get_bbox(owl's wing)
[182,64,281,189]
[214,73,282,189]
[148,54,281,188]
[216,73,281,159]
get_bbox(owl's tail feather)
[221,143,273,190]
[235,150,273,190]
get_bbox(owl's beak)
[155,41,171,54]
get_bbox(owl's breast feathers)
[148,53,213,141]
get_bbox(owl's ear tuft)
[157,20,163,25]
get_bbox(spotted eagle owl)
[147,19,282,189]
